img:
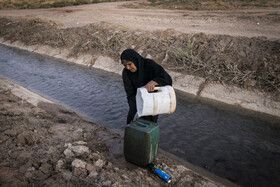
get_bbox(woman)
[121,49,172,124]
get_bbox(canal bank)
[1,38,279,124]
[0,77,236,187]
[1,41,280,186]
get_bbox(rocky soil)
[0,79,230,186]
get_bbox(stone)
[72,159,86,169]
[73,168,87,177]
[121,174,129,180]
[62,170,72,181]
[72,159,87,177]
[88,171,98,178]
[86,163,96,172]
[146,177,154,183]
[83,132,92,141]
[106,162,113,169]
[74,141,87,145]
[64,143,72,148]
[111,182,119,187]
[56,159,65,171]
[27,166,35,171]
[63,148,74,158]
[91,152,101,160]
[24,167,36,179]
[94,159,104,168]
[70,145,90,156]
[39,163,52,174]
[102,180,112,186]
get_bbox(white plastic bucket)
[136,86,176,117]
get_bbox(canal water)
[0,44,279,187]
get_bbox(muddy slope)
[0,16,279,100]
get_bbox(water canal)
[0,44,279,187]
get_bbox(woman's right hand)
[142,80,158,92]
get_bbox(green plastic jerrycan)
[124,119,160,167]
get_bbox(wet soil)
[0,79,228,186]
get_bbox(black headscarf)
[121,48,172,100]
[121,49,146,88]
[121,48,142,68]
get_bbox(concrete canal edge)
[1,38,280,124]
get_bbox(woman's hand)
[143,80,158,92]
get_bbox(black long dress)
[121,49,172,124]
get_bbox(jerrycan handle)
[136,121,148,128]
[153,87,161,92]
[140,87,161,93]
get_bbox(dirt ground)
[0,78,231,187]
[0,1,279,186]
[0,1,279,39]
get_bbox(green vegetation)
[0,0,126,9]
